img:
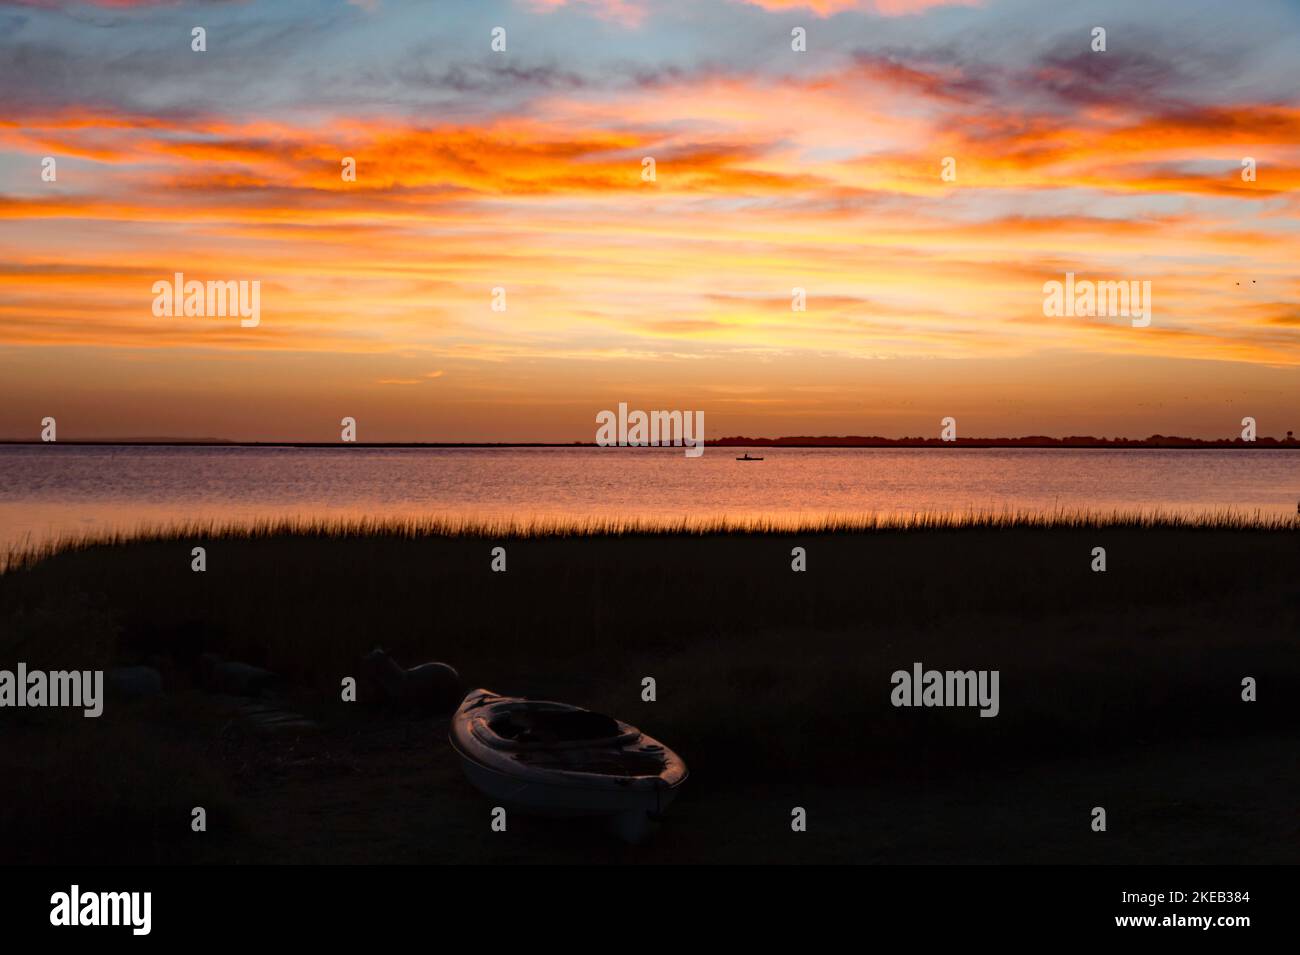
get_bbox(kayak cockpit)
[471,699,643,752]
[489,708,623,745]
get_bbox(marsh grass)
[1,512,1296,863]
[4,507,1294,574]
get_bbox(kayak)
[449,688,688,842]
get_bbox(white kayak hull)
[449,689,688,840]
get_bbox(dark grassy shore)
[1,515,1297,864]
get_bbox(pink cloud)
[523,0,649,26]
[740,0,980,13]
[527,0,977,21]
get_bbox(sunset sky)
[1,0,1297,441]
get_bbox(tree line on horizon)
[711,433,1298,448]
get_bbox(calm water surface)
[1,445,1296,551]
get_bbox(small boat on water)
[736,453,764,461]
[450,689,688,842]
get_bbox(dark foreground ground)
[1,526,1297,864]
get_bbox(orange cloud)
[2,112,823,202]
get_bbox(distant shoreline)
[1,437,1297,450]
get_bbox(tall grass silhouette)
[2,505,1296,864]
[3,507,1294,573]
